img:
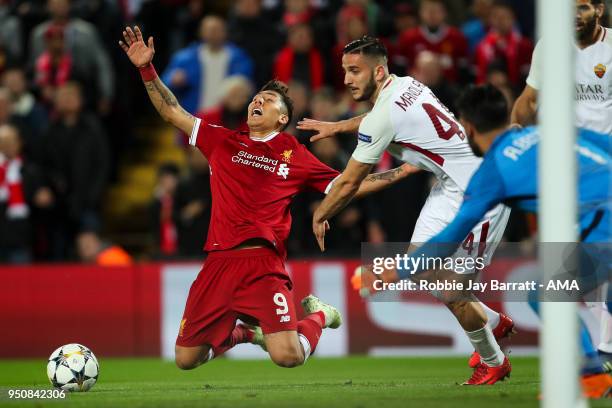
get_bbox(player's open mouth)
[252,108,263,116]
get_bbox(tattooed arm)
[353,163,420,199]
[119,26,195,135]
[143,78,195,134]
[312,161,419,251]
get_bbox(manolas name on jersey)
[352,75,481,192]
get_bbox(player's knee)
[269,347,304,368]
[174,346,210,370]
[175,355,199,370]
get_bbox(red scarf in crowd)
[35,52,72,88]
[159,194,177,255]
[0,155,28,219]
[274,47,324,90]
[476,30,526,85]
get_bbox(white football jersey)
[353,75,481,193]
[526,27,612,134]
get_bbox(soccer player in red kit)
[119,26,416,370]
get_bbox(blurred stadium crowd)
[0,0,589,264]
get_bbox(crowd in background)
[0,0,570,263]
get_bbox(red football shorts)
[175,247,298,348]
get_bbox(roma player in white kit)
[300,37,512,384]
[512,0,612,136]
[512,0,612,366]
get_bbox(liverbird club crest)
[281,149,293,163]
[594,63,607,79]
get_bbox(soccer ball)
[47,343,99,392]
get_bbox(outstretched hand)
[296,118,340,142]
[312,219,330,252]
[119,26,155,68]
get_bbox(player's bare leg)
[174,324,254,370]
[264,331,307,367]
[175,344,213,370]
[445,299,487,331]
[420,268,510,383]
[423,269,516,367]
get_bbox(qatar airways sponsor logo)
[575,83,606,102]
[231,150,290,178]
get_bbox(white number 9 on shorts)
[273,293,289,315]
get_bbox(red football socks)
[297,311,325,356]
[212,324,253,358]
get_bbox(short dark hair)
[343,36,388,61]
[455,85,509,132]
[260,79,293,131]
[591,0,604,5]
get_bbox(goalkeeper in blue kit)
[356,84,612,397]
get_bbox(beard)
[354,75,377,102]
[577,14,598,42]
[467,135,484,158]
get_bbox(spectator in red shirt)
[473,1,533,86]
[283,0,314,26]
[396,0,469,83]
[150,162,181,258]
[35,24,72,106]
[273,23,324,90]
[331,5,396,91]
[332,5,369,90]
[392,3,418,41]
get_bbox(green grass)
[0,356,597,407]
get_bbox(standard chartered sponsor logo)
[231,150,290,178]
[231,150,279,173]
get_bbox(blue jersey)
[398,127,612,278]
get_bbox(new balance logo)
[279,315,291,323]
[277,163,290,179]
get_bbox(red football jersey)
[188,118,340,259]
[397,25,469,83]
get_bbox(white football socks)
[466,326,505,367]
[478,301,500,330]
[584,300,612,352]
[598,309,612,354]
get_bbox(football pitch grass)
[0,356,606,408]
